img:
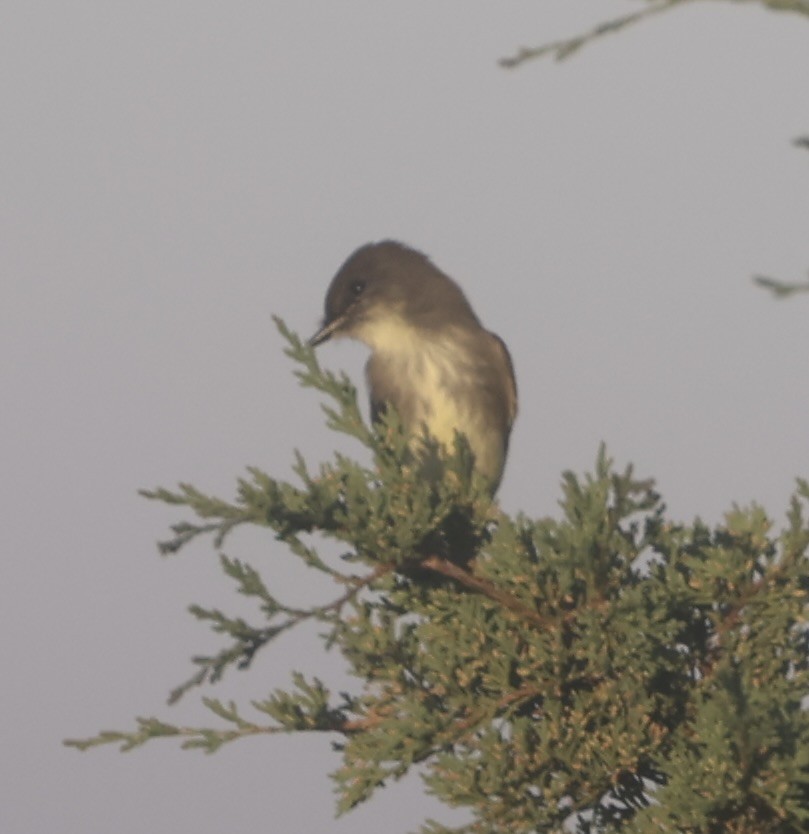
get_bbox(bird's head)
[309,241,479,349]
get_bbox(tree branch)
[500,0,809,68]
[500,0,698,67]
[420,554,556,629]
[167,562,397,703]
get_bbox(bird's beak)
[308,315,345,347]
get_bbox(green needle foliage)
[66,319,809,833]
[499,0,809,68]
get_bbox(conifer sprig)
[67,321,809,834]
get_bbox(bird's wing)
[488,331,518,428]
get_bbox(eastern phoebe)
[309,241,517,494]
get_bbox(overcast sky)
[2,3,808,833]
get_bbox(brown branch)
[303,561,396,617]
[452,684,544,735]
[420,554,554,629]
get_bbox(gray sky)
[2,2,808,832]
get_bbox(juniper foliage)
[499,0,809,68]
[67,320,809,833]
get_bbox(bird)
[309,240,517,494]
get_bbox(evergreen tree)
[67,321,809,834]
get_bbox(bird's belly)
[368,345,502,483]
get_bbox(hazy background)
[2,2,808,832]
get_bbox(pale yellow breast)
[356,314,504,483]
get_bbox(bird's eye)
[350,280,365,297]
